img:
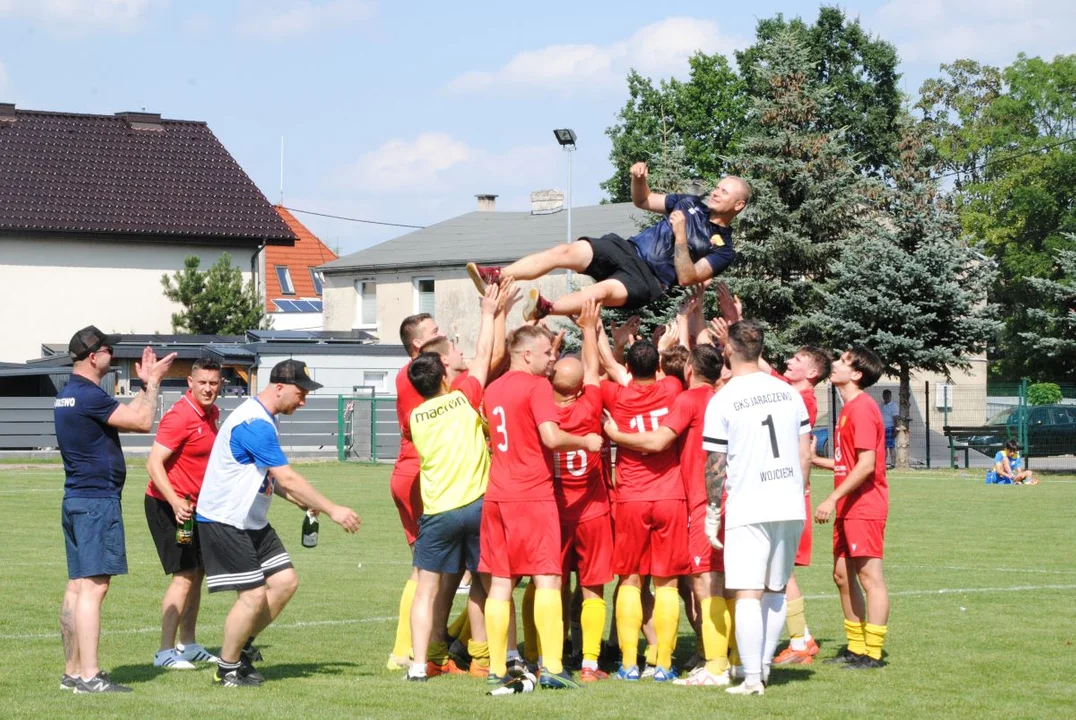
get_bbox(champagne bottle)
[176,494,194,545]
[301,509,319,548]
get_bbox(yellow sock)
[616,585,643,669]
[653,586,680,670]
[864,623,887,660]
[467,639,490,669]
[447,607,469,641]
[391,579,416,659]
[701,596,731,674]
[522,582,539,663]
[644,644,658,666]
[785,596,807,640]
[535,588,565,674]
[845,618,867,656]
[485,598,511,677]
[580,598,606,662]
[427,640,449,665]
[727,600,740,667]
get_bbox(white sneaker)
[154,648,196,670]
[672,666,731,686]
[726,680,765,696]
[176,642,219,663]
[640,664,657,679]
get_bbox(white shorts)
[724,520,804,591]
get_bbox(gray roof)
[320,202,648,273]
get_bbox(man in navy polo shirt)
[466,161,751,319]
[54,325,176,693]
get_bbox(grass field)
[2,462,1074,719]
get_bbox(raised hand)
[575,298,601,331]
[715,281,742,323]
[709,316,729,347]
[657,322,679,352]
[136,346,177,386]
[613,315,640,348]
[630,162,649,180]
[480,282,500,316]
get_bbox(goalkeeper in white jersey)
[701,320,811,696]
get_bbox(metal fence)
[337,381,1076,471]
[0,393,342,458]
[814,381,1076,472]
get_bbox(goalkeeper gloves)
[705,503,723,550]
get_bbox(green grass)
[2,463,1074,718]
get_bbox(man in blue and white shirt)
[197,359,361,688]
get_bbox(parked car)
[964,404,1076,457]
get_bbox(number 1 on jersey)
[761,414,779,458]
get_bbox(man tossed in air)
[467,162,750,319]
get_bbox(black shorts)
[198,521,293,593]
[145,495,202,575]
[413,496,483,574]
[582,233,664,310]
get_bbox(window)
[414,277,435,315]
[310,269,325,295]
[276,266,295,295]
[353,280,377,328]
[362,371,388,394]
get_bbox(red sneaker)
[467,262,502,294]
[773,640,817,666]
[580,667,608,682]
[427,658,468,677]
[522,288,554,322]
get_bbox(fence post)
[337,394,345,462]
[371,396,378,463]
[1019,378,1029,468]
[945,392,954,470]
[924,380,930,470]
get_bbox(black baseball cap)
[69,325,122,360]
[269,359,323,392]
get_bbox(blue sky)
[1,0,1073,257]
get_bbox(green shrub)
[1027,382,1063,406]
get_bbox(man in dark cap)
[54,325,176,693]
[196,359,362,688]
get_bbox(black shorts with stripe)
[145,495,202,575]
[197,520,293,593]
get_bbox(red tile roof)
[266,207,338,309]
[0,106,294,242]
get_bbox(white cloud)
[0,0,157,33]
[875,0,1076,65]
[445,16,747,94]
[344,132,473,192]
[238,0,376,37]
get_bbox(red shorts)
[687,503,724,574]
[389,464,422,546]
[479,499,562,578]
[833,518,886,559]
[561,512,614,587]
[795,493,812,566]
[613,499,689,578]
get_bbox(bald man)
[549,301,614,681]
[467,165,751,320]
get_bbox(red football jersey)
[394,362,422,475]
[483,370,559,502]
[833,392,888,519]
[771,369,819,426]
[146,392,219,504]
[660,384,714,510]
[552,385,609,523]
[601,376,684,501]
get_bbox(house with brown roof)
[266,207,337,330]
[0,103,296,362]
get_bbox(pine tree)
[161,253,270,334]
[1021,240,1076,378]
[722,28,874,360]
[813,119,1001,468]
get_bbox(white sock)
[761,592,787,672]
[506,649,522,662]
[802,625,812,642]
[408,661,427,677]
[582,659,598,670]
[735,597,764,684]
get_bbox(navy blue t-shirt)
[54,375,125,498]
[629,193,735,288]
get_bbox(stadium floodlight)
[553,128,577,147]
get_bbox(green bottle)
[301,510,319,548]
[176,494,194,545]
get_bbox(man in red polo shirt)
[600,339,686,682]
[145,357,223,670]
[481,324,602,690]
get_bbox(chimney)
[530,189,564,215]
[0,103,15,123]
[115,110,163,131]
[475,194,498,212]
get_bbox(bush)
[1027,382,1063,406]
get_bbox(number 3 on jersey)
[491,406,508,451]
